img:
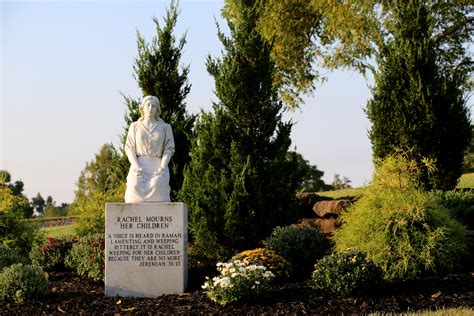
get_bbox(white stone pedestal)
[105,203,188,297]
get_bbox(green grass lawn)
[318,172,474,199]
[318,187,367,199]
[41,223,77,238]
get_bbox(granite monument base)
[105,202,188,297]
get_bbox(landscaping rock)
[312,199,352,217]
[298,218,340,234]
[295,192,333,217]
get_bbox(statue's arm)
[125,123,141,173]
[159,124,175,172]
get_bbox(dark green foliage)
[334,154,468,280]
[0,245,28,271]
[432,190,474,230]
[0,264,48,301]
[289,151,332,192]
[180,1,302,260]
[0,212,41,258]
[65,234,104,281]
[118,1,194,200]
[30,236,76,272]
[312,251,383,297]
[463,126,474,173]
[31,193,45,215]
[263,225,329,277]
[366,1,472,190]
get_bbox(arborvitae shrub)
[263,225,329,277]
[311,251,383,297]
[0,245,28,271]
[0,263,48,301]
[30,236,77,272]
[334,154,467,280]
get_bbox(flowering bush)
[65,234,104,281]
[231,248,291,279]
[29,236,77,271]
[311,251,382,297]
[202,260,275,305]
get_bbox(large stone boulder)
[298,218,341,234]
[296,192,333,217]
[312,199,352,217]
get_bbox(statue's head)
[139,95,161,120]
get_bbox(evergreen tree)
[31,193,45,215]
[289,152,332,192]
[180,0,301,259]
[366,1,471,190]
[117,1,194,199]
[463,125,474,173]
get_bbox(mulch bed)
[1,265,473,314]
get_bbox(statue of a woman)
[124,95,175,203]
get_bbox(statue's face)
[143,99,158,118]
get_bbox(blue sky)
[1,0,374,203]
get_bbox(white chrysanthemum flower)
[239,267,246,273]
[219,277,231,288]
[255,280,260,285]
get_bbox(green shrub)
[334,154,467,280]
[231,248,291,279]
[0,263,48,301]
[30,236,77,271]
[72,183,125,237]
[0,212,42,258]
[263,224,329,277]
[65,234,104,281]
[202,260,275,305]
[0,244,28,270]
[432,190,474,230]
[311,251,383,297]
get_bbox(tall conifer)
[366,1,471,190]
[117,1,194,199]
[180,0,301,259]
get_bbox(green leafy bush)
[65,234,104,281]
[30,236,77,271]
[263,224,329,277]
[231,248,291,279]
[334,154,467,280]
[72,183,124,237]
[311,251,383,297]
[0,212,42,258]
[0,244,28,270]
[202,260,275,305]
[0,263,48,301]
[432,190,474,230]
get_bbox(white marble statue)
[124,95,175,203]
